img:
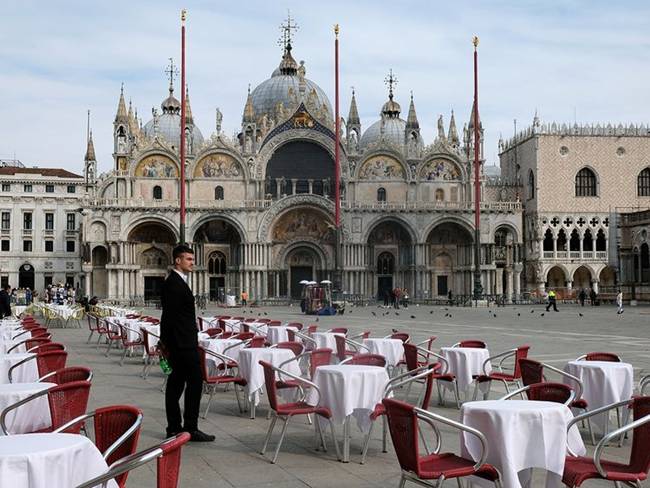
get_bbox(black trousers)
[165,347,203,433]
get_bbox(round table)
[564,360,634,434]
[0,353,38,384]
[362,338,404,367]
[0,433,117,488]
[237,348,302,408]
[266,326,298,345]
[306,364,390,462]
[461,400,585,488]
[311,332,344,352]
[441,347,492,392]
[199,338,244,364]
[0,382,54,434]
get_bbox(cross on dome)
[278,11,299,52]
[165,57,179,93]
[384,69,398,100]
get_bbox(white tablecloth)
[0,323,22,341]
[199,338,244,364]
[441,347,492,392]
[306,364,390,432]
[0,382,54,434]
[140,324,161,351]
[0,433,117,488]
[238,348,302,405]
[266,326,298,345]
[362,338,403,367]
[312,332,344,352]
[0,338,24,354]
[564,360,634,433]
[461,400,586,488]
[245,322,269,336]
[0,353,38,384]
[222,319,242,333]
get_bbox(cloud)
[1,0,649,173]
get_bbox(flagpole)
[179,9,187,244]
[472,36,483,301]
[334,24,342,291]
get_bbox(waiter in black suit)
[161,244,214,442]
[0,284,11,318]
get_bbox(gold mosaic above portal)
[194,153,243,178]
[358,155,405,180]
[134,155,178,178]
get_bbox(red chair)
[0,380,91,435]
[341,354,386,367]
[141,327,160,379]
[577,352,621,362]
[233,332,255,341]
[198,347,247,418]
[86,313,101,343]
[327,327,348,334]
[383,398,502,487]
[518,358,594,443]
[306,324,318,334]
[6,336,52,354]
[473,344,530,400]
[8,350,68,382]
[499,381,575,404]
[54,405,143,487]
[247,336,267,348]
[76,432,191,488]
[259,360,341,463]
[453,339,487,348]
[204,327,223,338]
[386,332,410,343]
[403,343,461,408]
[27,342,66,354]
[286,322,303,331]
[103,319,123,356]
[334,334,368,363]
[39,366,93,384]
[268,320,282,326]
[361,364,439,464]
[563,396,650,487]
[116,324,144,365]
[275,341,304,356]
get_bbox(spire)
[277,13,299,75]
[114,84,128,123]
[406,91,419,129]
[127,100,139,133]
[184,85,193,124]
[161,58,181,114]
[243,84,255,123]
[84,130,96,161]
[347,88,360,125]
[381,70,401,118]
[468,99,482,130]
[448,110,459,145]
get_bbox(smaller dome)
[381,99,401,117]
[359,117,407,150]
[143,113,204,149]
[161,94,181,114]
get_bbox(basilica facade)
[81,37,524,303]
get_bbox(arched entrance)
[599,266,617,291]
[128,221,176,301]
[91,246,108,298]
[573,266,592,290]
[193,218,243,300]
[18,263,34,290]
[426,221,473,296]
[368,220,414,299]
[376,251,395,301]
[285,246,323,299]
[546,266,566,290]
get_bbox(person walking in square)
[578,288,586,307]
[616,290,624,314]
[545,289,558,312]
[161,244,214,442]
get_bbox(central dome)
[248,45,332,123]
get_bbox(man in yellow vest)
[545,289,559,312]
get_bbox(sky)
[2,0,650,175]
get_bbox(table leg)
[343,415,350,462]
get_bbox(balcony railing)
[343,201,522,212]
[540,250,608,261]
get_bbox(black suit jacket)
[160,271,197,351]
[0,290,11,318]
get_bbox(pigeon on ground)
[540,313,545,317]
[530,310,535,313]
[579,313,583,317]
[448,314,452,318]
[410,315,416,319]
[493,313,497,318]
[395,312,400,316]
[371,311,376,316]
[517,313,521,316]
[315,317,319,322]
[429,310,434,314]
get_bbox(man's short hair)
[173,244,194,261]
[3,284,10,291]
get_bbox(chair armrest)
[415,345,450,374]
[294,330,317,346]
[75,445,163,488]
[53,411,95,434]
[542,362,584,400]
[415,414,442,455]
[7,354,36,383]
[593,413,650,477]
[6,338,30,354]
[0,385,52,434]
[204,348,238,372]
[345,338,370,353]
[414,407,490,471]
[103,412,143,461]
[385,365,436,396]
[498,384,575,405]
[263,361,322,405]
[482,348,516,376]
[639,374,650,395]
[567,399,632,433]
[278,351,311,370]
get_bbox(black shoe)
[166,428,182,437]
[189,430,215,442]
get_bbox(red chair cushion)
[475,372,516,382]
[369,403,385,421]
[571,399,588,409]
[205,375,247,386]
[563,456,648,486]
[276,402,332,419]
[419,452,500,481]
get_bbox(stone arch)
[89,220,108,242]
[363,215,417,245]
[546,265,568,288]
[139,246,169,269]
[90,245,108,298]
[132,152,179,178]
[123,215,179,242]
[492,223,519,244]
[270,206,335,244]
[356,152,408,181]
[191,214,246,245]
[257,194,335,242]
[192,150,248,180]
[572,265,593,289]
[575,166,599,197]
[418,155,465,182]
[599,266,617,289]
[421,217,474,245]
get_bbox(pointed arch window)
[377,252,394,275]
[434,189,444,202]
[528,170,535,199]
[214,186,224,200]
[152,185,162,200]
[208,251,227,274]
[377,187,387,203]
[638,168,650,196]
[575,168,597,197]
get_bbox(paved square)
[55,303,648,487]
